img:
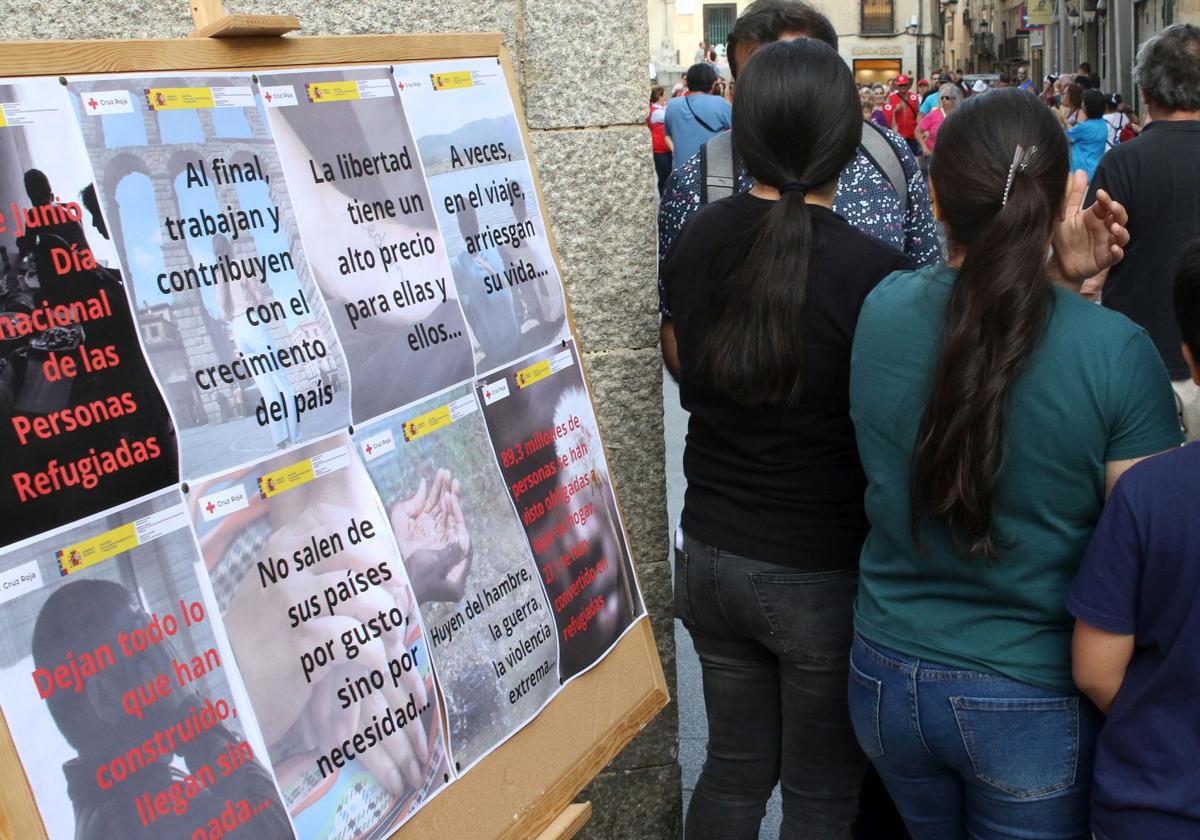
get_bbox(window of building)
[702,4,737,52]
[862,0,895,35]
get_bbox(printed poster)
[0,78,177,548]
[68,73,352,479]
[257,67,473,422]
[395,59,568,375]
[0,490,292,840]
[478,341,643,679]
[187,434,451,837]
[356,383,558,772]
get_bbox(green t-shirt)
[850,264,1184,691]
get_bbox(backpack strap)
[700,130,736,205]
[859,121,908,218]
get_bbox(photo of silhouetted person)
[31,579,293,840]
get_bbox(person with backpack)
[661,37,914,840]
[657,0,940,337]
[1103,93,1132,149]
[663,63,732,171]
[847,88,1178,838]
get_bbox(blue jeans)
[847,634,1100,840]
[676,531,867,840]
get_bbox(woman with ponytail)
[660,37,912,839]
[847,89,1182,836]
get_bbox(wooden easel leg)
[532,802,592,840]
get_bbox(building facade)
[650,0,952,87]
[962,0,1200,101]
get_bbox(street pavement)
[664,368,784,838]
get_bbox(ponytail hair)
[698,38,861,406]
[913,89,1069,560]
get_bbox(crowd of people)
[653,1,1200,838]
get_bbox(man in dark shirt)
[1088,23,1200,440]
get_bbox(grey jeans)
[675,530,866,840]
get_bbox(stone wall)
[0,1,679,838]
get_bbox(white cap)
[972,79,988,93]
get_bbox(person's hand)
[390,470,473,603]
[1079,268,1109,302]
[221,508,408,745]
[296,585,432,795]
[1051,171,1129,284]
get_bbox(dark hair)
[1136,23,1200,112]
[726,0,837,77]
[1083,88,1107,119]
[686,62,719,93]
[23,168,51,204]
[697,38,860,406]
[1075,74,1093,88]
[915,89,1069,560]
[1175,238,1200,359]
[32,580,153,750]
[1108,92,1122,110]
[1063,82,1083,109]
[1079,61,1093,73]
[650,85,665,104]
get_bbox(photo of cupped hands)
[390,467,473,606]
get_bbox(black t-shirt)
[1088,120,1200,380]
[662,193,913,568]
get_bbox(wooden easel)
[0,3,670,839]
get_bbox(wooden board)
[0,33,506,75]
[0,31,668,840]
[533,803,592,840]
[191,14,303,38]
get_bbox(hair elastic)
[1001,145,1038,207]
[779,181,810,195]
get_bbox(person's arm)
[1050,171,1129,285]
[915,118,932,155]
[660,318,681,381]
[890,134,941,268]
[1101,331,1186,481]
[1104,457,1145,496]
[1067,479,1143,713]
[1073,622,1135,713]
[665,135,674,153]
[657,152,703,276]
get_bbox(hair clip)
[1001,145,1039,206]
